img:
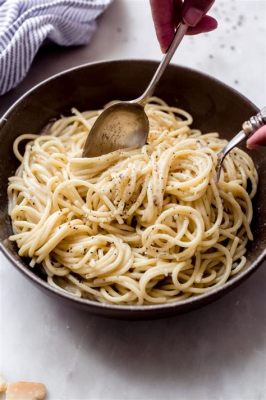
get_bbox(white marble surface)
[0,1,266,399]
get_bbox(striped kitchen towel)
[0,0,112,95]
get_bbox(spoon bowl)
[82,102,149,157]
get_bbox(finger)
[187,15,218,35]
[182,0,215,27]
[150,0,176,53]
[247,127,266,149]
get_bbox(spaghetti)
[8,98,258,304]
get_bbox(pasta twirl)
[8,98,258,305]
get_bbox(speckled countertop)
[0,1,266,399]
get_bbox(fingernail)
[183,7,205,27]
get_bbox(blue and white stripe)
[0,0,111,95]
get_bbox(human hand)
[247,126,266,149]
[150,0,217,52]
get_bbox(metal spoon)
[82,23,188,158]
[216,107,266,182]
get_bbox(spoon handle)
[132,23,188,105]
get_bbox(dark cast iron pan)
[0,60,265,319]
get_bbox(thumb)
[247,126,266,149]
[182,0,215,27]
